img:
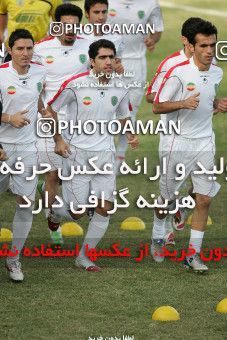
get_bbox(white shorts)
[61,148,116,210]
[37,137,63,172]
[122,57,147,116]
[159,135,220,200]
[0,142,39,201]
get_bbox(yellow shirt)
[0,0,62,42]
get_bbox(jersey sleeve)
[116,92,131,119]
[155,75,182,103]
[147,6,164,32]
[50,0,62,20]
[48,86,75,113]
[0,0,7,14]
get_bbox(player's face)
[9,38,34,67]
[190,33,216,69]
[91,48,115,76]
[86,3,108,25]
[60,15,80,45]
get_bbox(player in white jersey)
[147,18,225,247]
[82,0,124,63]
[0,29,46,282]
[150,20,227,272]
[46,39,139,271]
[147,17,205,246]
[107,0,164,167]
[33,3,91,245]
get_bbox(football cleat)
[47,210,63,244]
[173,208,186,231]
[75,255,101,272]
[164,232,176,246]
[6,260,24,282]
[183,253,208,273]
[50,227,63,245]
[150,239,165,263]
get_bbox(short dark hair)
[9,29,34,48]
[55,3,83,22]
[181,17,204,37]
[88,39,116,60]
[85,0,108,14]
[182,18,217,45]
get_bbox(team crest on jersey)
[83,96,92,105]
[46,56,54,64]
[79,54,87,64]
[37,82,43,93]
[109,9,117,17]
[186,82,196,91]
[138,10,145,19]
[7,86,16,95]
[111,96,118,106]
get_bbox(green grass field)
[1,1,227,339]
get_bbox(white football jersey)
[0,61,46,144]
[107,0,164,59]
[49,70,131,151]
[155,57,223,139]
[33,36,90,110]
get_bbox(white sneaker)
[50,226,63,245]
[6,260,24,282]
[183,253,208,273]
[75,255,101,272]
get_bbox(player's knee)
[96,202,112,216]
[16,195,34,206]
[196,194,212,208]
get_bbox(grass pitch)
[0,1,227,339]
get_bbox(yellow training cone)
[152,306,180,321]
[0,228,13,242]
[216,298,227,313]
[120,217,145,231]
[186,214,212,226]
[61,222,84,237]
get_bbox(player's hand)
[215,98,227,113]
[55,138,71,158]
[183,92,200,110]
[0,148,7,161]
[144,36,155,52]
[10,110,30,128]
[114,59,124,74]
[127,134,139,149]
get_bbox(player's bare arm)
[144,32,162,52]
[47,104,71,158]
[153,92,200,114]
[1,110,30,127]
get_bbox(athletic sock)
[79,212,110,258]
